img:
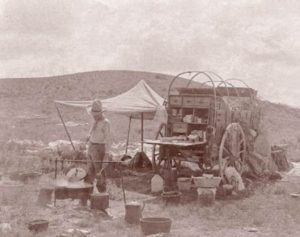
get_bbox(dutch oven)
[140,217,172,235]
[66,168,86,182]
[161,191,182,205]
[67,183,93,199]
[28,219,49,233]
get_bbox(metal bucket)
[90,193,109,210]
[125,202,145,224]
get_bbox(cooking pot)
[161,191,182,205]
[66,168,86,182]
[67,183,93,200]
[125,201,145,224]
[28,219,49,233]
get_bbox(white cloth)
[224,167,245,191]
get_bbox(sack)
[130,152,152,169]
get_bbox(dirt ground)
[1,167,300,237]
[0,138,300,237]
[0,134,300,237]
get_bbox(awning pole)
[125,116,132,155]
[141,112,144,152]
[55,104,76,151]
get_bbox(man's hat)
[91,99,103,113]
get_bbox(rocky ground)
[1,158,300,237]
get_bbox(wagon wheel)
[152,123,166,172]
[219,123,246,180]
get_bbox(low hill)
[0,70,177,146]
[0,70,299,159]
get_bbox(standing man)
[85,99,111,193]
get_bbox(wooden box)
[172,123,188,134]
[194,97,211,108]
[182,96,195,107]
[169,96,182,106]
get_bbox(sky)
[0,0,299,107]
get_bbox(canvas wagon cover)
[55,80,165,119]
[222,96,255,111]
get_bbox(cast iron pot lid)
[66,168,87,182]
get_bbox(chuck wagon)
[146,71,261,182]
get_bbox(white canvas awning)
[55,80,165,120]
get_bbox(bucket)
[125,201,145,224]
[90,193,109,210]
[177,177,191,191]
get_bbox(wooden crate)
[172,123,188,134]
[169,95,182,107]
[194,97,211,108]
[182,96,195,107]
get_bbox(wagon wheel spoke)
[227,156,240,168]
[223,146,231,155]
[158,159,163,167]
[233,159,243,173]
[220,156,230,169]
[221,156,230,162]
[238,149,246,155]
